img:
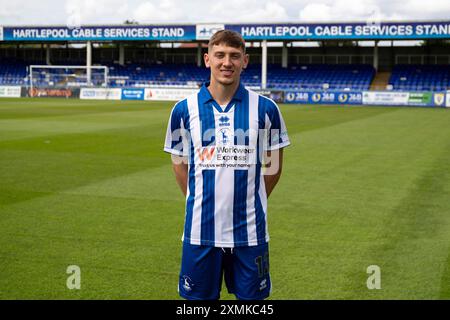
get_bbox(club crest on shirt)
[182,275,194,292]
[218,128,232,144]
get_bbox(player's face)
[204,43,249,86]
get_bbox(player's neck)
[207,79,240,106]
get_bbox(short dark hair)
[208,30,246,53]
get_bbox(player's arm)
[171,154,188,197]
[263,148,284,198]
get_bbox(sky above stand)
[0,0,450,26]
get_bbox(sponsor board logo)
[285,91,361,104]
[312,93,321,102]
[285,92,309,103]
[408,92,432,106]
[144,88,198,101]
[80,88,121,100]
[196,24,224,40]
[338,93,348,103]
[0,86,21,98]
[81,89,98,97]
[268,91,285,103]
[434,93,445,106]
[363,91,409,105]
[285,92,295,102]
[321,92,335,102]
[29,88,72,98]
[121,88,144,100]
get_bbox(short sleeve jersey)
[164,82,290,248]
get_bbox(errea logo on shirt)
[218,116,230,127]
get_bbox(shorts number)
[255,252,269,278]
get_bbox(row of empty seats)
[0,60,28,86]
[389,65,450,91]
[0,59,375,90]
[104,63,376,91]
[1,59,448,92]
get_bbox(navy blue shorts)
[178,242,271,300]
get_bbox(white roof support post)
[119,43,125,66]
[197,43,203,67]
[261,40,268,90]
[86,41,92,86]
[373,40,379,71]
[46,44,51,65]
[282,42,288,68]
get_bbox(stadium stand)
[389,64,450,91]
[104,63,376,90]
[0,59,376,90]
[0,59,28,86]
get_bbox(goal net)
[29,65,109,92]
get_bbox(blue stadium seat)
[389,64,450,91]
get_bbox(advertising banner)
[362,91,409,106]
[3,22,450,42]
[284,91,363,105]
[121,88,145,100]
[255,90,285,103]
[363,91,446,107]
[226,21,450,40]
[0,86,21,98]
[28,87,79,98]
[2,25,196,42]
[80,88,122,100]
[408,92,433,106]
[144,88,198,101]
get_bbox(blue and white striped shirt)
[164,82,290,247]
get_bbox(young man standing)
[164,30,290,300]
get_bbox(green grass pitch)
[0,97,449,299]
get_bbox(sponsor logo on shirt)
[260,279,267,291]
[197,147,216,161]
[196,145,256,169]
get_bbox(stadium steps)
[370,72,391,90]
